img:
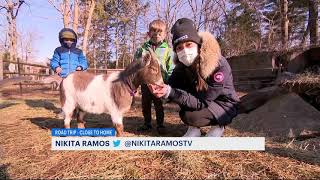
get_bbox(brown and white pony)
[60,48,163,136]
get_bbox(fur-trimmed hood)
[173,31,222,79]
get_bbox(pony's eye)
[149,67,158,74]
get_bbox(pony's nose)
[155,77,164,86]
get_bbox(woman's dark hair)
[191,50,208,92]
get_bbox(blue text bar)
[51,128,116,137]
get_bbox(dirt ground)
[0,87,320,179]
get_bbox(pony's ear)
[141,51,151,66]
[147,47,161,67]
[147,47,157,60]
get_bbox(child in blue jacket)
[50,28,88,78]
[51,28,88,118]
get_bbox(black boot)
[137,123,152,131]
[156,124,166,135]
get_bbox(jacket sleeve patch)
[212,72,224,83]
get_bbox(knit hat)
[58,28,78,48]
[171,18,201,50]
[61,30,76,40]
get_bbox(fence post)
[17,58,22,94]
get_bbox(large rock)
[232,93,320,138]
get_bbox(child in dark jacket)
[50,28,88,78]
[50,28,88,118]
[148,18,239,137]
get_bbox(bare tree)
[18,30,36,63]
[115,21,119,69]
[73,0,79,34]
[187,0,224,32]
[280,0,289,50]
[104,23,109,68]
[63,0,70,27]
[187,0,205,30]
[82,0,96,56]
[91,29,97,72]
[0,56,2,80]
[154,0,183,41]
[48,0,71,28]
[202,1,221,31]
[130,1,147,62]
[309,0,318,46]
[0,0,25,62]
[132,12,138,61]
[300,20,310,48]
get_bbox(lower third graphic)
[113,140,121,147]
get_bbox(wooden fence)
[0,59,124,93]
[2,59,52,93]
[3,60,51,77]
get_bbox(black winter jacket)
[167,32,239,125]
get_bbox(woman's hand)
[147,84,169,98]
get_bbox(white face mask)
[177,46,198,66]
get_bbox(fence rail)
[0,59,125,93]
[3,71,52,76]
[3,60,50,68]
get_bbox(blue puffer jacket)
[50,28,88,78]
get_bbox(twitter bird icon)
[113,140,121,147]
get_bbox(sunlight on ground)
[0,89,319,179]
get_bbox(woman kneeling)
[148,18,240,137]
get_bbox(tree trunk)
[132,14,138,63]
[12,20,17,61]
[280,0,289,50]
[73,0,79,34]
[122,49,125,69]
[93,34,96,74]
[63,0,70,28]
[104,26,109,69]
[0,55,3,80]
[82,0,96,56]
[301,21,310,48]
[1,0,24,74]
[115,25,119,69]
[7,14,14,61]
[6,0,20,62]
[309,0,319,46]
[115,0,119,70]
